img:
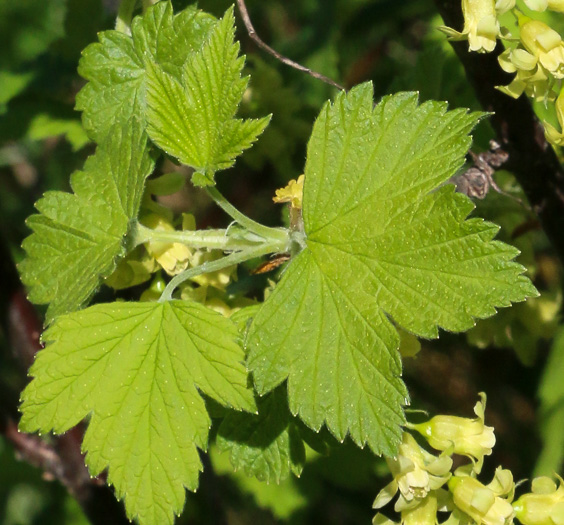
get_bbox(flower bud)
[513,475,564,525]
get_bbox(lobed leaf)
[145,8,270,186]
[217,386,305,484]
[19,120,154,323]
[247,84,538,456]
[76,1,217,142]
[20,300,256,525]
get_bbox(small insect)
[251,254,291,275]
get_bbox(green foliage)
[247,85,537,456]
[5,1,550,524]
[20,300,256,525]
[145,8,270,186]
[217,386,306,483]
[19,121,154,323]
[76,1,217,142]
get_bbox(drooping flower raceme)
[409,393,495,473]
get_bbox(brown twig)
[434,0,564,264]
[235,0,345,91]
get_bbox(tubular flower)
[497,17,564,99]
[544,88,564,146]
[513,475,564,525]
[439,0,501,53]
[409,393,495,474]
[522,0,564,11]
[448,467,515,525]
[373,432,452,513]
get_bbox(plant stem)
[115,0,138,35]
[159,242,280,302]
[206,186,289,243]
[131,223,289,252]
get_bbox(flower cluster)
[442,0,564,146]
[373,394,564,525]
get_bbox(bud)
[513,475,564,525]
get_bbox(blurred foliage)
[1,0,564,523]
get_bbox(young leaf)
[76,1,216,142]
[20,300,256,525]
[217,385,305,483]
[145,8,271,186]
[247,84,538,456]
[19,120,154,323]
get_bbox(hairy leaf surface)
[217,386,305,483]
[76,1,216,141]
[19,121,153,323]
[145,9,270,186]
[247,84,538,456]
[20,301,256,525]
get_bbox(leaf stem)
[115,0,138,35]
[206,186,288,243]
[159,242,280,302]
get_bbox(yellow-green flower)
[544,87,564,146]
[273,174,305,209]
[373,432,452,512]
[373,493,440,525]
[495,0,516,13]
[141,213,192,276]
[497,17,564,100]
[409,393,495,473]
[522,0,564,11]
[513,475,564,525]
[439,0,501,53]
[449,467,515,525]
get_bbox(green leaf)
[76,1,216,142]
[145,8,270,186]
[20,300,256,525]
[19,120,154,323]
[247,84,537,456]
[217,385,305,483]
[211,446,307,519]
[27,112,90,151]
